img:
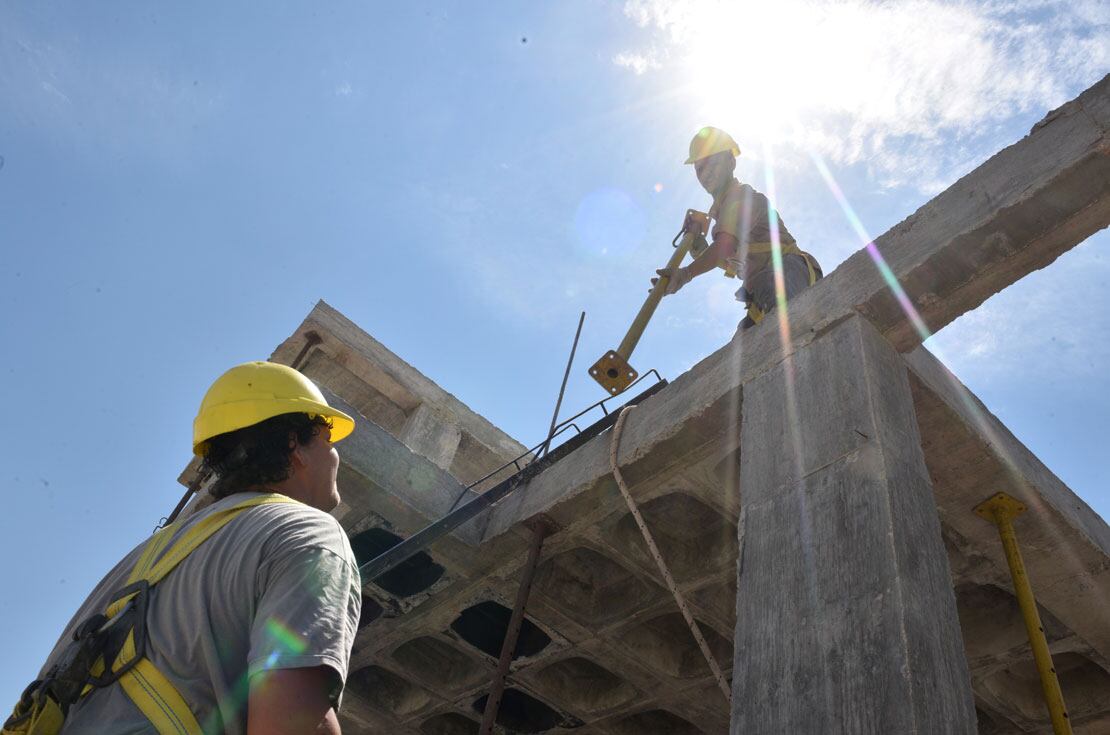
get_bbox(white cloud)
[616,0,1109,191]
[612,51,661,75]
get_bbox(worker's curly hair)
[200,413,332,499]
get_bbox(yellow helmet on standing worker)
[684,126,740,164]
[192,361,355,455]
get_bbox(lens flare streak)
[808,154,933,343]
[760,141,828,705]
[263,618,308,658]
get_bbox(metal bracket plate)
[974,492,1027,522]
[588,350,637,395]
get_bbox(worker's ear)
[288,434,308,470]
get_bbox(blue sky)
[0,0,1106,708]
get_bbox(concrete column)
[731,314,975,734]
[400,403,462,471]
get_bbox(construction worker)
[4,362,361,735]
[655,127,822,330]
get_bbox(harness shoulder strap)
[109,494,299,735]
[110,494,298,615]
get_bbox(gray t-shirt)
[39,492,361,734]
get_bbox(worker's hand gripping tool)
[588,209,710,395]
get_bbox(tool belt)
[3,494,296,735]
[735,243,820,325]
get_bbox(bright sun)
[670,0,984,152]
[681,1,874,146]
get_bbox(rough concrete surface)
[732,315,976,734]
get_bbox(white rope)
[609,405,732,703]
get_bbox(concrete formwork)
[191,75,1110,734]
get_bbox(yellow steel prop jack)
[589,209,710,395]
[975,492,1073,735]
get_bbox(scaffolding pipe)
[479,516,555,735]
[975,492,1072,735]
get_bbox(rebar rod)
[479,516,554,734]
[541,312,585,458]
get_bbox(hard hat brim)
[685,145,740,166]
[193,398,356,456]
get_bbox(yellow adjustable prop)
[105,494,299,735]
[975,493,1073,734]
[589,209,709,395]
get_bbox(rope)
[609,405,732,703]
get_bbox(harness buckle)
[85,580,150,688]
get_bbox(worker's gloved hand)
[689,233,709,258]
[651,267,692,295]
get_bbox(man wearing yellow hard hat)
[6,362,360,735]
[656,127,823,329]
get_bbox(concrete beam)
[327,389,483,544]
[275,300,528,460]
[731,314,976,733]
[833,74,1110,351]
[400,403,463,471]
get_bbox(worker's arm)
[247,666,342,735]
[246,516,361,735]
[653,231,740,294]
[687,231,739,278]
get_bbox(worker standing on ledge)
[654,127,823,330]
[4,362,361,735]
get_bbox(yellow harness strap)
[744,249,819,325]
[95,494,298,735]
[721,240,802,279]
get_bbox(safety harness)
[3,494,297,735]
[733,241,820,325]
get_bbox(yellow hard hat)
[192,361,355,456]
[684,126,740,164]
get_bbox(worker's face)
[694,151,734,196]
[294,426,342,512]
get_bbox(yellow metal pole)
[589,210,709,395]
[974,492,1072,735]
[616,230,697,359]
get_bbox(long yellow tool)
[975,492,1073,735]
[589,209,710,395]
